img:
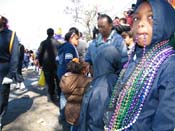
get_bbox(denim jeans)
[70,125,78,131]
[59,93,70,131]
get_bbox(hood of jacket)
[93,44,122,78]
[135,0,175,45]
[133,0,175,60]
[58,42,66,55]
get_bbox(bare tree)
[64,0,98,41]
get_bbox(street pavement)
[2,67,62,131]
[2,67,175,131]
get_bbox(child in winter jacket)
[59,58,92,131]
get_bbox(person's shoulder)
[64,72,73,76]
[155,53,175,78]
[19,44,24,49]
[4,28,11,32]
[58,42,73,54]
[162,54,175,67]
[65,42,75,50]
[40,39,47,45]
[51,37,59,43]
[8,29,18,37]
[87,39,96,47]
[112,30,123,38]
[112,30,125,43]
[59,42,71,48]
[57,43,65,52]
[2,28,12,35]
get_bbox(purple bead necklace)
[105,40,175,131]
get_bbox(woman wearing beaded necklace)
[104,0,175,131]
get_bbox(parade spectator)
[29,50,35,67]
[57,27,80,80]
[60,58,92,131]
[114,18,131,35]
[16,43,25,89]
[38,28,59,104]
[0,14,19,130]
[78,14,128,131]
[57,27,80,131]
[119,17,128,25]
[113,16,120,26]
[76,32,88,60]
[123,4,135,26]
[92,26,99,40]
[121,31,135,58]
[104,0,175,131]
[123,11,133,26]
[33,50,40,73]
[23,49,30,71]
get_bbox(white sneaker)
[2,77,13,84]
[16,83,20,89]
[20,82,26,89]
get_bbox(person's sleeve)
[7,33,19,79]
[38,42,44,66]
[85,43,92,65]
[64,46,76,65]
[121,40,128,65]
[114,36,128,66]
[152,58,175,131]
[20,45,25,61]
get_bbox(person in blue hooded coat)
[77,14,128,131]
[104,0,175,131]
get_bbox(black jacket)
[38,37,58,72]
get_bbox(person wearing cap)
[0,15,19,130]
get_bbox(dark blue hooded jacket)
[110,0,175,131]
[78,30,128,131]
[0,29,19,80]
[57,42,79,79]
[131,0,175,131]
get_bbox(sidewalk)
[2,68,62,131]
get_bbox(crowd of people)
[0,0,175,131]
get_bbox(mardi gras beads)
[106,40,175,131]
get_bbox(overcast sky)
[0,0,136,49]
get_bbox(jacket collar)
[95,30,116,47]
